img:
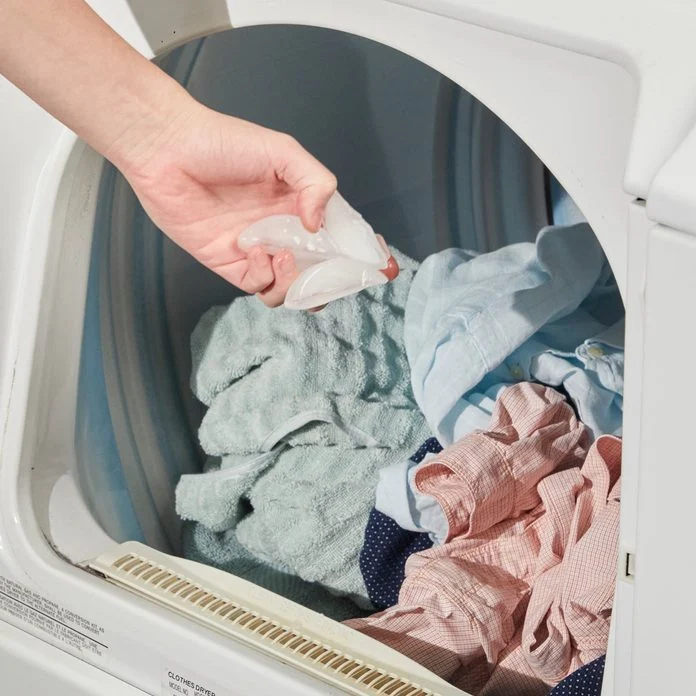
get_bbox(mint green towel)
[176,249,430,611]
[182,522,368,621]
[191,249,425,456]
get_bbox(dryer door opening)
[71,25,559,562]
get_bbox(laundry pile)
[347,383,619,696]
[176,222,624,694]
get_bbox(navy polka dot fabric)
[409,438,444,463]
[549,655,605,695]
[360,438,442,610]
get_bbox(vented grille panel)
[103,552,437,696]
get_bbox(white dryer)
[1,1,695,694]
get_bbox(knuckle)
[279,133,298,150]
[243,275,269,294]
[249,263,273,284]
[325,173,338,191]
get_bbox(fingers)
[271,133,337,232]
[242,237,395,310]
[241,247,275,294]
[257,251,297,307]
[239,248,309,309]
[254,252,325,311]
[297,177,336,232]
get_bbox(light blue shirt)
[405,223,624,447]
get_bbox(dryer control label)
[162,666,229,696]
[0,575,108,657]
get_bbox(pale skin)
[0,0,397,307]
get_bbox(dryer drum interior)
[36,24,622,693]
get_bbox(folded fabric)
[548,655,605,695]
[549,176,586,227]
[405,223,624,445]
[375,384,584,542]
[182,522,367,621]
[375,386,503,543]
[374,437,446,541]
[177,454,279,533]
[361,439,441,610]
[346,383,620,696]
[482,316,624,440]
[181,458,366,621]
[177,248,431,610]
[233,443,439,609]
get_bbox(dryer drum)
[72,26,560,557]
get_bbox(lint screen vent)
[90,546,441,696]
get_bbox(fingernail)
[305,209,322,233]
[279,254,295,275]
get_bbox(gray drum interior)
[75,25,568,554]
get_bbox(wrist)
[101,68,199,179]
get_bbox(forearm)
[0,0,192,172]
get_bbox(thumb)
[297,179,336,232]
[271,133,337,232]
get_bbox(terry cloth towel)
[177,248,431,610]
[181,520,366,622]
[191,248,426,456]
[360,438,442,610]
[405,223,625,445]
[346,383,620,695]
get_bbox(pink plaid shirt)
[346,383,621,695]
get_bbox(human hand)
[118,101,337,307]
[0,0,395,308]
[3,0,400,307]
